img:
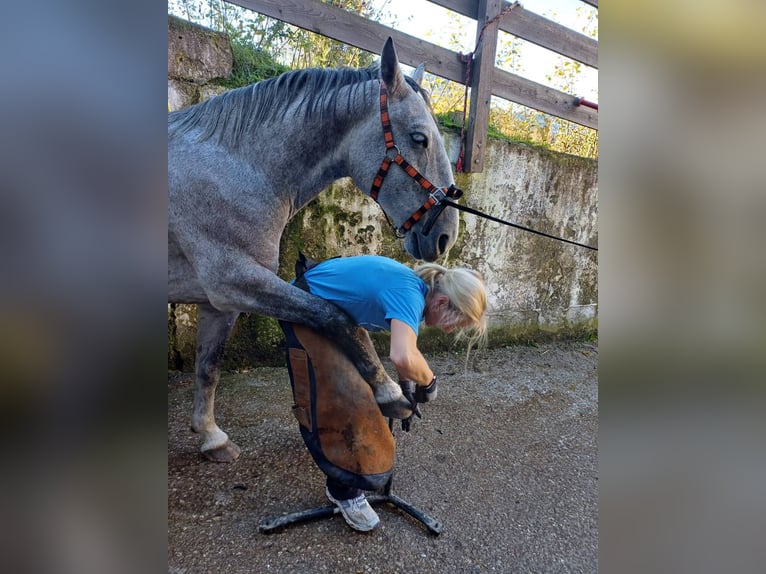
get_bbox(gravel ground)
[168,340,598,573]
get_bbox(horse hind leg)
[191,303,241,462]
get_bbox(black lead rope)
[435,199,598,251]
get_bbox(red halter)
[369,81,462,238]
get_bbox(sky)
[369,0,598,101]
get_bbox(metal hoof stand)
[259,421,442,536]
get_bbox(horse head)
[348,38,460,263]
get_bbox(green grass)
[435,112,551,151]
[219,39,290,88]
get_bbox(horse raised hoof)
[201,440,241,463]
[374,383,414,420]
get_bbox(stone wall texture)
[167,17,598,370]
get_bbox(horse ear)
[410,64,425,87]
[380,37,407,98]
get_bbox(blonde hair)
[415,263,488,353]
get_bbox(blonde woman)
[293,254,487,531]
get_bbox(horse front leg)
[289,296,413,419]
[191,303,241,462]
[348,326,414,419]
[188,257,414,421]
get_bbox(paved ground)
[168,341,598,573]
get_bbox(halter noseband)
[369,81,463,238]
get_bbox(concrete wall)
[167,17,598,370]
[168,15,232,111]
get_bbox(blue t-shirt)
[302,255,427,334]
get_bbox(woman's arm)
[389,319,434,386]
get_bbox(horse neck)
[244,79,378,210]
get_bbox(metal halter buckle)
[429,188,447,205]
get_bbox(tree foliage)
[169,0,379,70]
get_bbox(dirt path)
[168,340,598,573]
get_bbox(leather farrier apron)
[279,254,395,490]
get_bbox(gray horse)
[168,38,460,462]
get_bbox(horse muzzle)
[405,197,460,261]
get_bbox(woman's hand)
[414,376,438,402]
[398,380,422,432]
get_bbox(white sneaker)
[326,487,380,532]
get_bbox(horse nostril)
[438,234,450,254]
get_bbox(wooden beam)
[225,0,596,130]
[463,0,503,172]
[227,0,467,84]
[492,68,597,130]
[429,0,597,69]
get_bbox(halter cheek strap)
[370,81,462,237]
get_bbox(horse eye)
[410,132,428,148]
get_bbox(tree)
[168,0,380,70]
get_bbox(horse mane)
[168,63,433,149]
[168,64,377,148]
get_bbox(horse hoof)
[202,440,241,463]
[377,396,414,420]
